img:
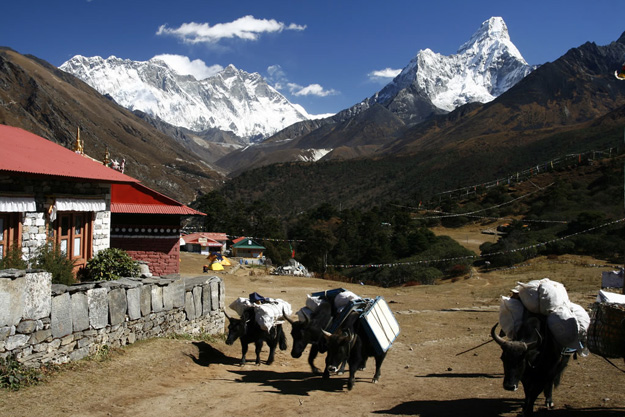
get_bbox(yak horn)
[282,308,295,325]
[491,323,505,346]
[322,329,332,340]
[223,309,232,320]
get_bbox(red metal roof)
[111,183,205,216]
[0,125,138,183]
[182,232,228,242]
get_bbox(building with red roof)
[180,232,228,255]
[0,125,204,278]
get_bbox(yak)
[225,307,287,365]
[491,315,571,416]
[321,309,386,390]
[283,302,347,375]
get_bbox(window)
[0,213,20,260]
[55,212,92,270]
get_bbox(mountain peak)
[458,17,511,54]
[60,56,309,140]
[349,16,533,123]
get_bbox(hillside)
[219,104,625,219]
[0,47,223,204]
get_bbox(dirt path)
[1,251,624,417]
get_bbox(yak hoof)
[546,399,554,409]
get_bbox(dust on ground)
[1,230,624,417]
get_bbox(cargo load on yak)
[498,278,590,353]
[296,288,400,356]
[295,288,362,322]
[229,292,292,331]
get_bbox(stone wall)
[0,269,224,367]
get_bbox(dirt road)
[1,252,624,417]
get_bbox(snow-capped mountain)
[59,57,310,141]
[340,17,534,124]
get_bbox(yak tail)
[278,325,287,351]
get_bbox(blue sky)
[3,0,623,116]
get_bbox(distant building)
[231,237,265,259]
[180,232,228,255]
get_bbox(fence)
[0,269,224,367]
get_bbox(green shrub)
[85,248,139,281]
[0,245,27,270]
[34,242,76,285]
[0,355,44,391]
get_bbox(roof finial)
[73,126,84,154]
[103,146,110,166]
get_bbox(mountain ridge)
[59,56,310,141]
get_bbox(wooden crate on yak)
[587,302,625,358]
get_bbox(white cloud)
[368,67,402,83]
[157,15,306,44]
[267,64,337,98]
[151,54,223,80]
[288,83,337,97]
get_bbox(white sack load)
[334,290,362,313]
[499,296,525,339]
[515,280,542,314]
[229,297,254,316]
[547,302,590,351]
[254,299,292,331]
[596,290,625,304]
[538,279,570,315]
[515,278,569,315]
[306,294,324,311]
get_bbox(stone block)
[30,329,52,344]
[171,281,185,308]
[87,288,108,330]
[108,288,127,326]
[23,272,52,320]
[5,334,29,351]
[16,320,37,334]
[209,280,219,312]
[192,286,202,318]
[185,291,196,321]
[71,292,89,332]
[0,275,26,327]
[202,284,212,316]
[0,326,11,341]
[163,281,185,311]
[140,285,151,316]
[51,293,72,339]
[151,286,163,313]
[127,287,141,320]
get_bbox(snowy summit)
[59,56,310,141]
[361,17,533,120]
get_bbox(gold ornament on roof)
[73,127,84,155]
[103,147,110,166]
